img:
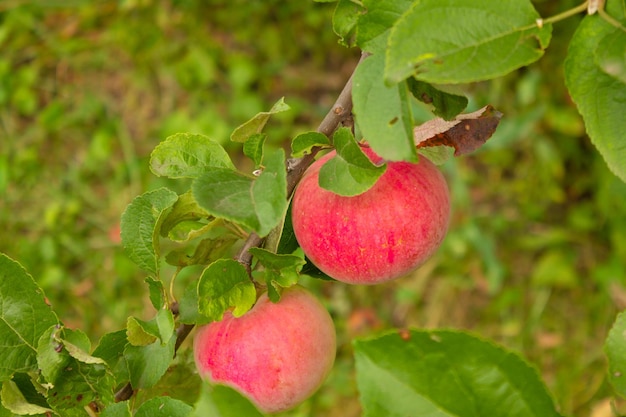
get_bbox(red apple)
[291,147,450,284]
[193,286,336,414]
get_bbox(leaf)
[352,54,418,162]
[160,191,211,242]
[414,105,503,156]
[178,282,210,326]
[134,396,193,417]
[243,133,266,167]
[36,326,116,413]
[407,78,468,120]
[197,259,256,322]
[596,29,626,84]
[332,0,364,47]
[386,0,552,84]
[290,131,331,158]
[0,254,58,382]
[150,133,235,179]
[127,317,158,347]
[124,334,176,390]
[1,380,54,416]
[565,10,626,182]
[92,330,129,384]
[355,0,414,53]
[146,277,166,310]
[230,97,290,143]
[135,358,202,407]
[191,383,264,417]
[248,248,305,302]
[120,188,179,275]
[318,128,387,196]
[354,329,562,417]
[101,401,132,417]
[417,146,455,166]
[192,148,287,237]
[605,311,626,397]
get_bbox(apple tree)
[2,0,626,416]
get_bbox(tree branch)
[114,52,365,404]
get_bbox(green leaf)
[407,78,468,120]
[146,277,166,310]
[290,131,331,158]
[417,146,455,166]
[565,12,626,182]
[127,310,174,347]
[101,401,132,417]
[124,334,176,390]
[596,28,626,84]
[150,133,235,179]
[1,380,54,416]
[386,0,552,84]
[332,0,364,47]
[230,97,290,143]
[0,254,58,382]
[92,330,129,384]
[355,0,414,53]
[192,383,264,417]
[192,148,287,237]
[178,282,210,326]
[160,191,211,242]
[135,357,202,407]
[605,311,626,397]
[243,133,266,167]
[120,188,179,275]
[352,54,418,162]
[36,326,115,413]
[197,259,256,322]
[318,128,387,196]
[127,317,158,347]
[135,396,193,417]
[354,330,561,417]
[248,248,305,302]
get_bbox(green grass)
[1,1,625,416]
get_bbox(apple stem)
[113,51,367,405]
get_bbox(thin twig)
[114,52,366,404]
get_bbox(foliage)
[1,0,626,416]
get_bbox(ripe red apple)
[291,146,450,284]
[193,286,336,414]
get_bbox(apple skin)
[193,286,336,414]
[291,147,450,284]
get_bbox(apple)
[193,286,336,414]
[291,146,450,284]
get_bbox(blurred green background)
[1,1,625,416]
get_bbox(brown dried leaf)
[414,105,503,156]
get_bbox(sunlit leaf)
[291,131,331,158]
[354,329,562,417]
[0,254,58,382]
[150,133,235,179]
[386,0,552,84]
[197,259,256,322]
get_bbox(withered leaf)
[414,105,502,156]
